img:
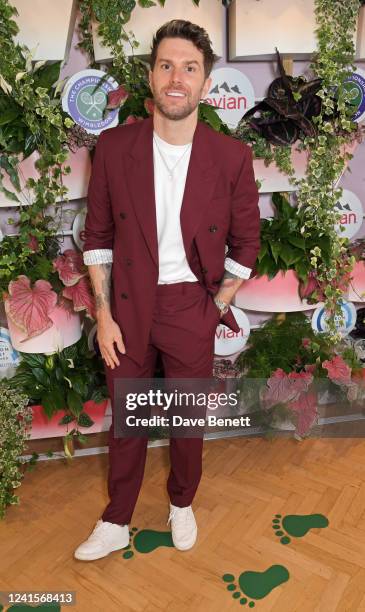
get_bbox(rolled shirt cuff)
[83,249,113,265]
[224,257,252,280]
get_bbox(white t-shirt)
[153,131,198,285]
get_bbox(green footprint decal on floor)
[122,526,174,559]
[272,513,329,545]
[223,565,289,607]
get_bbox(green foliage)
[6,333,108,429]
[257,192,331,281]
[292,0,360,341]
[0,1,72,297]
[236,312,333,379]
[0,380,32,519]
[198,101,231,135]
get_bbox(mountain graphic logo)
[335,201,352,212]
[209,81,242,95]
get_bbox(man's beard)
[153,89,202,121]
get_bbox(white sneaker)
[167,503,197,551]
[74,519,129,561]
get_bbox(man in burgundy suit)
[74,19,260,561]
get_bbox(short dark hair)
[150,19,218,79]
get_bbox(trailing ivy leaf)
[58,414,74,425]
[67,388,84,417]
[138,0,156,6]
[77,412,95,428]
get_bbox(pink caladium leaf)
[53,249,87,287]
[106,85,128,110]
[289,391,318,437]
[262,368,313,409]
[261,368,293,409]
[62,276,96,319]
[5,275,57,340]
[322,355,352,385]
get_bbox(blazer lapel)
[124,117,159,268]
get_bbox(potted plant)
[4,332,108,455]
[2,248,95,353]
[235,312,365,437]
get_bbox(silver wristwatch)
[214,298,230,317]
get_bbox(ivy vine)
[292,0,360,340]
[0,0,73,296]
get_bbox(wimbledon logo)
[344,69,365,123]
[62,69,120,134]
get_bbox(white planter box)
[228,0,358,61]
[92,0,224,62]
[254,139,359,194]
[12,0,77,62]
[0,147,91,207]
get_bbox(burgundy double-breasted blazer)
[83,115,260,366]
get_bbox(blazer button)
[121,292,128,299]
[125,258,132,266]
[120,212,127,219]
[201,267,208,274]
[209,224,218,233]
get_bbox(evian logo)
[334,189,363,239]
[203,67,255,129]
[214,306,250,357]
[206,81,247,111]
[216,327,246,340]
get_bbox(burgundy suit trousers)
[101,281,219,525]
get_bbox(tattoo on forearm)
[90,263,112,310]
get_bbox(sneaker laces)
[88,520,117,543]
[167,506,191,526]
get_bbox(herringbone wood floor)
[1,436,365,611]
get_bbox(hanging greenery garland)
[292,0,360,341]
[0,0,73,296]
